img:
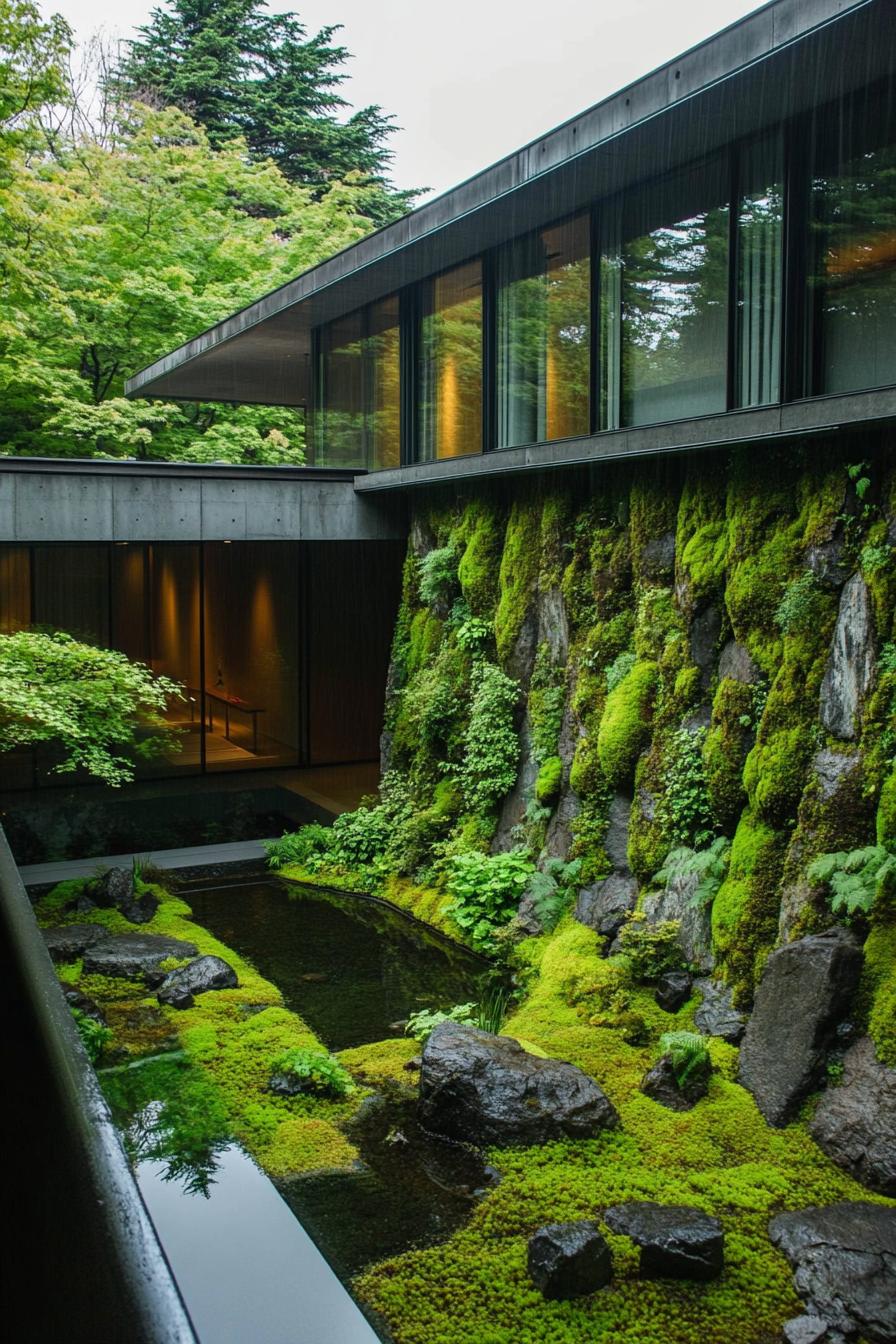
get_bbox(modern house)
[2,0,894,806]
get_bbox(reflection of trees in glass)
[367,297,401,469]
[813,135,896,393]
[498,217,590,446]
[316,297,400,468]
[418,261,483,460]
[736,176,783,408]
[621,201,729,424]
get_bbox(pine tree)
[111,0,414,224]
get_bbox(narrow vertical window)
[810,79,896,395]
[496,215,590,447]
[315,312,365,467]
[367,295,401,470]
[616,157,730,427]
[417,260,483,461]
[735,134,784,407]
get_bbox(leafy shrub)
[861,543,892,574]
[329,804,391,868]
[269,1048,356,1097]
[458,662,520,814]
[775,571,825,635]
[72,1008,112,1063]
[535,755,563,807]
[807,844,896,917]
[618,914,686,981]
[653,836,731,909]
[444,847,534,952]
[418,546,458,611]
[656,727,714,849]
[405,1002,477,1043]
[658,1030,710,1089]
[605,650,636,693]
[266,823,333,871]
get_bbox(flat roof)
[127,0,886,410]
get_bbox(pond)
[101,876,494,1342]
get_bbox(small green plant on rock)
[405,1003,477,1043]
[653,836,731,908]
[807,844,896,917]
[72,1008,112,1064]
[774,571,825,636]
[457,662,520,814]
[522,857,582,932]
[618,914,686,981]
[269,1048,356,1098]
[418,545,458,611]
[658,1030,710,1090]
[656,727,715,849]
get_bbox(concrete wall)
[0,460,406,543]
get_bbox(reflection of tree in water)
[103,1059,230,1198]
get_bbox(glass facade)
[497,215,590,447]
[310,79,896,465]
[417,260,483,461]
[811,81,896,396]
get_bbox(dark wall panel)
[307,541,404,765]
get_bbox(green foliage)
[523,858,582,933]
[457,662,520,815]
[535,755,563,807]
[405,1002,477,1044]
[270,1047,356,1098]
[596,659,658,788]
[452,608,491,656]
[71,1008,112,1063]
[656,727,714,849]
[774,572,826,635]
[712,808,788,1000]
[807,845,896,917]
[266,823,333,871]
[418,546,458,612]
[529,645,566,764]
[328,803,392,868]
[654,837,731,909]
[605,650,636,693]
[618,915,686,981]
[0,629,183,785]
[659,1030,711,1089]
[861,543,892,574]
[444,848,534,953]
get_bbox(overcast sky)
[44,0,764,198]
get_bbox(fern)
[659,1030,710,1089]
[653,836,730,909]
[807,844,895,917]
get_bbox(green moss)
[597,660,659,790]
[495,499,542,665]
[712,808,788,1002]
[457,499,504,617]
[877,766,896,845]
[703,679,753,832]
[406,608,444,678]
[629,473,678,584]
[338,1037,420,1089]
[634,588,681,663]
[675,464,729,612]
[535,756,563,807]
[862,923,896,1066]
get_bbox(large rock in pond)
[156,955,238,1009]
[418,1021,619,1146]
[83,932,198,979]
[819,575,876,741]
[769,1203,896,1343]
[604,1202,724,1281]
[41,923,107,963]
[693,978,746,1044]
[527,1221,612,1299]
[809,1037,896,1195]
[90,866,158,924]
[738,927,863,1126]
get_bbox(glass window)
[417,260,483,461]
[602,157,730,428]
[497,215,590,447]
[736,134,784,408]
[811,81,896,395]
[315,311,365,467]
[367,295,401,470]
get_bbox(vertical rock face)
[819,575,876,740]
[642,869,714,972]
[809,1037,896,1195]
[738,927,864,1126]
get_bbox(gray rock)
[690,604,722,673]
[637,786,657,823]
[655,971,693,1013]
[819,575,876,740]
[83,933,198,979]
[537,587,569,665]
[694,978,746,1044]
[810,1037,896,1195]
[807,535,849,589]
[643,871,714,972]
[681,706,712,734]
[418,1021,619,1147]
[812,748,863,802]
[542,782,581,861]
[604,794,632,873]
[90,865,158,924]
[738,928,864,1126]
[493,719,539,853]
[604,1203,724,1281]
[641,533,676,580]
[269,1071,317,1098]
[783,1315,837,1344]
[718,640,760,685]
[575,874,638,939]
[527,1221,612,1299]
[60,986,106,1025]
[641,1054,710,1112]
[41,923,107,963]
[769,1202,896,1343]
[157,955,238,1009]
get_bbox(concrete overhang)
[0,458,406,543]
[125,0,888,410]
